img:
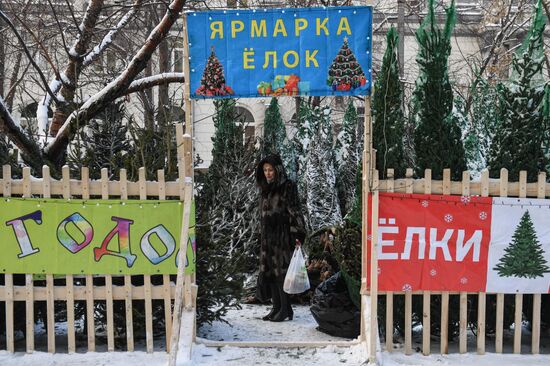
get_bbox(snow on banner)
[187,6,373,98]
[367,193,550,294]
[0,198,196,275]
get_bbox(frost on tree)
[464,82,499,177]
[494,210,550,279]
[335,101,359,216]
[487,0,549,182]
[326,37,367,92]
[195,47,234,97]
[196,99,259,324]
[305,106,342,231]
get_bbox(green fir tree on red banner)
[327,37,367,92]
[195,47,234,97]
[494,210,550,279]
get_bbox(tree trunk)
[49,0,105,137]
[156,4,170,125]
[0,6,4,99]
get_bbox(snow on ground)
[0,303,549,365]
[197,303,351,342]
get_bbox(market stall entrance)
[176,3,378,365]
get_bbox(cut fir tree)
[327,37,367,92]
[195,46,234,97]
[494,210,550,279]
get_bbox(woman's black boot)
[270,282,292,322]
[262,283,280,320]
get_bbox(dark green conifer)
[373,27,405,178]
[411,0,466,180]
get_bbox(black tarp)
[310,272,360,338]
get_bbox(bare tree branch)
[124,72,185,95]
[0,9,59,104]
[82,0,144,68]
[49,0,106,137]
[45,0,187,163]
[0,97,43,171]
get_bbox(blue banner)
[187,6,372,99]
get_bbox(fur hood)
[256,154,288,191]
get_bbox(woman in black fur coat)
[255,154,306,322]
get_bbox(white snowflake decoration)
[402,283,412,292]
[444,214,453,223]
[460,196,471,204]
[367,234,372,240]
[460,277,468,284]
[479,211,488,220]
[430,269,437,277]
[421,200,429,208]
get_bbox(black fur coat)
[256,155,306,287]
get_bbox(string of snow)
[37,79,63,143]
[44,77,119,153]
[82,8,138,67]
[125,72,185,93]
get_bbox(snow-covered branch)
[48,0,106,137]
[124,72,185,95]
[82,0,144,67]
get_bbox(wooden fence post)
[422,169,432,356]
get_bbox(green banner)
[0,198,195,275]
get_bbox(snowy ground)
[0,303,549,365]
[197,303,351,342]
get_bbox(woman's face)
[263,163,276,182]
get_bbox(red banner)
[367,193,493,292]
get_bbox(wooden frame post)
[361,91,379,363]
[182,12,193,137]
[168,15,195,364]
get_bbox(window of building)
[235,106,255,144]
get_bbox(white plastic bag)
[283,246,310,294]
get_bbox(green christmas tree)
[487,0,548,182]
[411,0,466,180]
[373,27,406,179]
[195,47,234,97]
[494,210,549,278]
[464,80,500,174]
[261,97,297,180]
[195,99,260,324]
[304,106,342,230]
[262,97,286,156]
[67,101,130,179]
[335,100,360,215]
[327,37,366,91]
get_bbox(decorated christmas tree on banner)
[195,47,234,97]
[327,37,367,91]
[494,210,550,279]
